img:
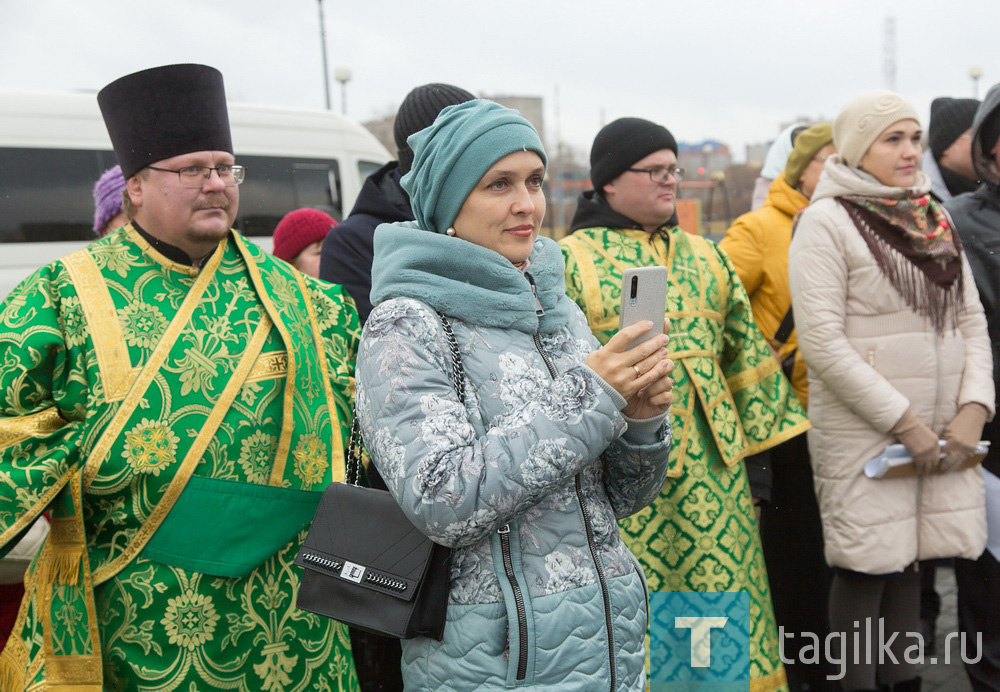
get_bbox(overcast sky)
[2,0,998,161]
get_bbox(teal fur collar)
[371,222,574,333]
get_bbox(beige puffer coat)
[789,156,994,574]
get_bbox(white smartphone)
[618,266,668,350]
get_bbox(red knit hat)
[272,209,337,263]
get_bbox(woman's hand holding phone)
[585,318,674,419]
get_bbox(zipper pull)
[526,273,545,317]
[498,524,510,535]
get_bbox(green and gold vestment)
[0,225,359,691]
[561,225,810,691]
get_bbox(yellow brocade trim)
[562,235,610,330]
[245,351,288,383]
[667,400,695,480]
[81,240,226,492]
[688,233,729,311]
[667,309,723,323]
[744,419,812,458]
[0,630,27,690]
[40,657,102,686]
[0,466,73,550]
[123,224,200,277]
[741,666,788,692]
[0,408,65,451]
[296,272,346,484]
[39,473,102,686]
[727,357,780,393]
[47,516,84,586]
[664,348,715,360]
[686,362,746,468]
[233,235,298,487]
[91,314,272,585]
[60,249,134,402]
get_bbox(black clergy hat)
[98,64,234,178]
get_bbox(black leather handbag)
[294,313,464,641]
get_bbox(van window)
[0,147,119,242]
[358,160,383,181]
[0,148,343,241]
[232,155,342,237]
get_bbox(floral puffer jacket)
[356,228,671,691]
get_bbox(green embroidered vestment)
[561,225,810,691]
[0,226,360,691]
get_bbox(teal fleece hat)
[400,99,546,233]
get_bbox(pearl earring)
[445,227,456,237]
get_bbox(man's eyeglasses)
[147,164,246,188]
[626,166,684,184]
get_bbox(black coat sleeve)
[319,214,377,324]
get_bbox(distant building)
[744,117,828,169]
[745,142,770,167]
[363,113,396,157]
[677,140,732,179]
[362,94,546,160]
[490,95,545,149]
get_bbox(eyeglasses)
[626,166,684,184]
[147,164,246,187]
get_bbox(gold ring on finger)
[632,365,641,378]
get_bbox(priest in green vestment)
[561,118,810,691]
[0,64,358,691]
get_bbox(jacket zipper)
[918,333,945,563]
[498,523,528,681]
[931,334,943,432]
[530,323,617,692]
[576,475,617,692]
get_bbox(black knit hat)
[98,64,233,179]
[394,83,475,174]
[929,97,980,159]
[590,117,678,192]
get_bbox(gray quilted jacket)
[356,227,671,690]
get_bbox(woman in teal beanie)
[355,99,675,690]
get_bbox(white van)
[0,90,391,297]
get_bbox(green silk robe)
[0,225,360,691]
[561,225,810,692]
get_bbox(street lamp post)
[969,65,983,99]
[334,67,352,116]
[317,0,331,110]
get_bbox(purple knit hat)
[93,165,126,235]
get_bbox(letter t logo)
[675,616,729,667]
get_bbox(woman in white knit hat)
[788,91,994,691]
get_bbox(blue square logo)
[650,592,755,689]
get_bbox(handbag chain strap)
[346,311,466,486]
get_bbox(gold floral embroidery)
[123,419,180,476]
[292,434,328,488]
[239,431,276,484]
[253,642,299,690]
[308,287,342,331]
[161,588,219,650]
[59,296,88,349]
[118,301,167,349]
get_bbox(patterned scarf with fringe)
[838,194,963,334]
